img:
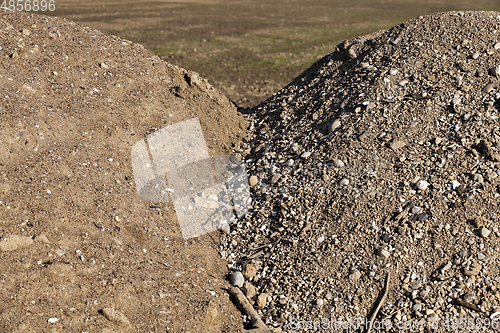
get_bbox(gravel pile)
[223,11,500,331]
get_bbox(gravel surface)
[223,11,500,332]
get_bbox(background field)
[51,0,500,107]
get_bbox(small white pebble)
[416,180,428,191]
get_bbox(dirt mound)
[224,11,500,331]
[0,10,247,332]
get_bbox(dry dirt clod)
[101,307,131,327]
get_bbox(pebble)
[491,65,500,77]
[22,28,31,36]
[271,173,282,184]
[317,235,325,243]
[249,175,258,187]
[479,227,491,238]
[329,119,342,133]
[390,140,406,150]
[416,213,428,221]
[412,303,422,311]
[333,158,344,167]
[47,318,58,323]
[473,216,486,228]
[100,62,109,69]
[56,249,65,256]
[482,82,496,93]
[242,281,256,299]
[230,271,245,287]
[478,253,486,260]
[315,298,324,308]
[411,206,421,214]
[220,223,230,234]
[242,263,257,278]
[378,248,390,258]
[347,48,357,60]
[472,52,480,59]
[339,178,349,186]
[495,43,500,50]
[349,270,362,281]
[416,180,429,191]
[301,151,311,159]
[428,313,439,322]
[389,68,398,75]
[256,293,268,308]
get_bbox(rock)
[389,68,398,75]
[10,51,18,59]
[21,28,30,36]
[315,298,324,308]
[479,227,491,238]
[256,293,268,308]
[34,234,50,244]
[412,303,422,311]
[220,223,230,234]
[416,180,429,191]
[482,82,497,93]
[101,307,131,327]
[301,151,311,159]
[242,281,256,299]
[416,213,428,221]
[242,263,257,279]
[271,173,282,184]
[47,318,58,323]
[249,175,258,187]
[428,313,439,323]
[378,248,390,258]
[409,281,421,289]
[491,65,500,77]
[333,159,345,168]
[347,48,357,60]
[390,140,406,150]
[472,52,480,59]
[100,62,109,69]
[349,270,362,281]
[0,235,33,252]
[473,173,484,183]
[339,178,349,186]
[473,216,487,228]
[230,271,245,287]
[328,119,341,133]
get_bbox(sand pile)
[0,10,247,332]
[224,11,500,331]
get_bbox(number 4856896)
[1,0,56,11]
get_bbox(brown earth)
[0,10,248,333]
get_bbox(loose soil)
[0,10,247,333]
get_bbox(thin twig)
[366,271,391,333]
[227,286,271,332]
